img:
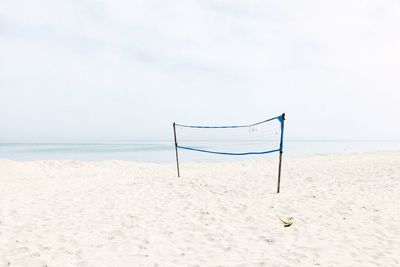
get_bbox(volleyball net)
[174,114,285,156]
[172,113,286,193]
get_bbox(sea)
[1,140,399,162]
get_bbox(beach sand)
[0,152,399,266]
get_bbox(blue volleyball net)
[174,114,285,156]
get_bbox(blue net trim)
[177,145,280,156]
[175,115,282,129]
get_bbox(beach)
[0,152,399,266]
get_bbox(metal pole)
[277,151,283,193]
[173,122,180,177]
[277,113,285,193]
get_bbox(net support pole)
[277,113,285,193]
[173,122,180,178]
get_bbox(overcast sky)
[0,0,399,141]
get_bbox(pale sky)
[1,0,399,141]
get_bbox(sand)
[0,152,399,266]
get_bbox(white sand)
[0,152,399,266]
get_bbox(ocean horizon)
[1,140,400,162]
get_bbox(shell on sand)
[279,217,294,227]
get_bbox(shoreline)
[1,140,400,162]
[1,149,400,163]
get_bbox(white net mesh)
[175,116,283,155]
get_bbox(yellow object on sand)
[279,217,294,227]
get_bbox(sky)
[0,0,399,141]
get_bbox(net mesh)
[175,115,283,155]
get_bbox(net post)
[277,113,285,193]
[173,122,180,178]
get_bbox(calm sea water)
[0,141,399,162]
